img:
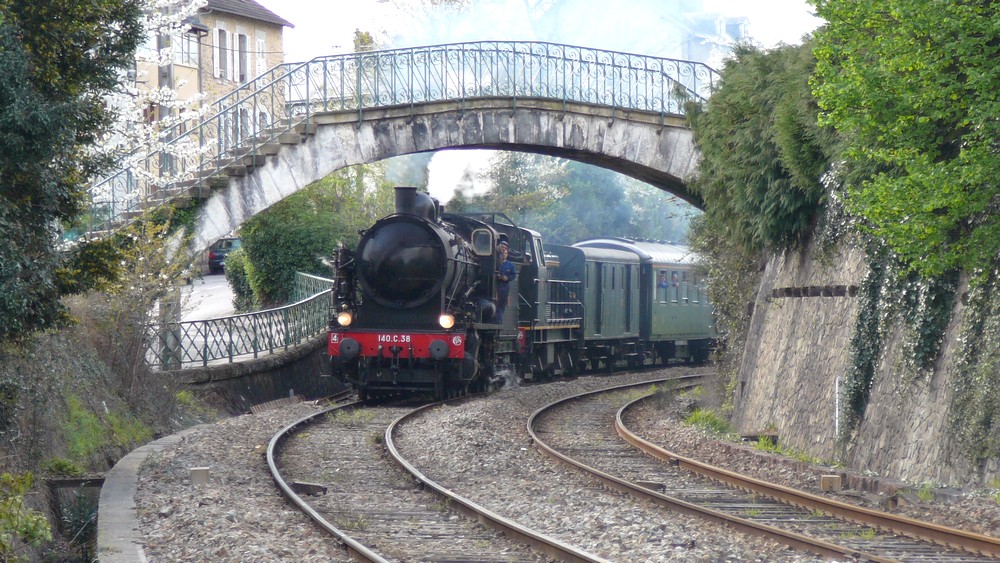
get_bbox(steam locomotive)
[327,186,715,399]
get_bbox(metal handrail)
[292,271,338,302]
[545,279,584,325]
[146,272,334,370]
[76,41,718,241]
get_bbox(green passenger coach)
[571,238,715,365]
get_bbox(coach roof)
[574,237,696,265]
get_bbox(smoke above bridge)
[265,0,822,71]
[377,0,820,63]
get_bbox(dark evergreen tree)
[687,41,834,253]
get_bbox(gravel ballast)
[132,368,1000,561]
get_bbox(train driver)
[495,240,516,323]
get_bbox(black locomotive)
[328,186,715,399]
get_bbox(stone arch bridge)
[83,41,718,254]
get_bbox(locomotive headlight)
[337,311,354,327]
[438,313,455,329]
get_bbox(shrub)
[224,249,256,313]
[41,459,84,477]
[0,472,53,559]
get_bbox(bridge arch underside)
[194,99,700,250]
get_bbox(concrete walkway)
[96,426,205,562]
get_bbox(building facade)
[135,0,293,123]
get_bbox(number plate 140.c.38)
[329,331,464,359]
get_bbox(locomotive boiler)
[328,187,506,399]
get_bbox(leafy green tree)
[683,41,834,408]
[353,29,377,52]
[687,41,833,253]
[479,152,565,224]
[0,0,143,341]
[625,181,694,243]
[810,0,1000,275]
[450,153,692,244]
[240,166,395,306]
[540,163,631,244]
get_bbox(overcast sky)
[258,0,824,64]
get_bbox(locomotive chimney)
[394,186,418,215]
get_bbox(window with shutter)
[212,28,220,78]
[218,29,230,80]
[256,35,266,76]
[238,34,249,83]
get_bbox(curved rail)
[78,41,718,240]
[615,395,1000,559]
[384,400,608,563]
[525,377,896,561]
[266,400,388,562]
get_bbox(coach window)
[471,229,493,256]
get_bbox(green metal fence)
[146,272,333,370]
[79,41,718,240]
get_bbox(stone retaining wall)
[733,239,999,488]
[174,335,345,414]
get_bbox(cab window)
[471,229,493,256]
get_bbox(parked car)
[208,237,241,274]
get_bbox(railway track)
[267,395,600,562]
[527,379,1000,562]
[387,369,815,560]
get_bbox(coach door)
[624,266,633,334]
[593,262,603,335]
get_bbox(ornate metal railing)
[146,272,334,370]
[77,41,718,240]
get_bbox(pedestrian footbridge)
[80,41,718,256]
